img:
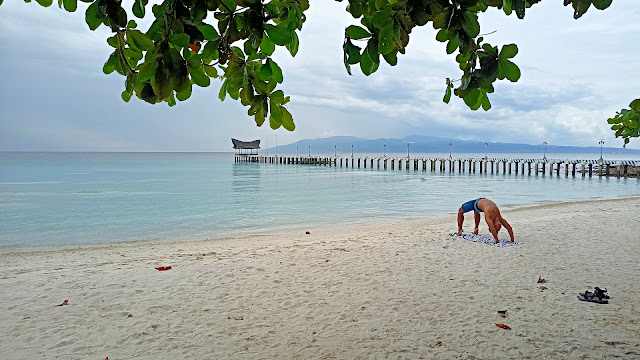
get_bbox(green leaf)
[443,85,452,103]
[446,35,459,54]
[270,90,285,104]
[171,33,190,48]
[629,99,640,112]
[127,30,154,52]
[513,0,526,19]
[133,0,148,18]
[286,31,299,57]
[592,0,612,10]
[176,82,192,101]
[260,35,276,56]
[85,0,103,30]
[35,0,53,7]
[151,63,172,99]
[198,24,218,41]
[264,24,292,46]
[345,25,370,40]
[360,50,375,75]
[121,90,133,102]
[481,93,491,110]
[463,89,481,108]
[190,67,211,87]
[269,103,283,129]
[103,51,118,74]
[62,0,77,12]
[280,107,295,131]
[136,61,157,81]
[462,12,480,38]
[269,59,283,83]
[435,29,449,42]
[383,51,397,66]
[498,59,521,82]
[503,0,512,15]
[218,80,228,101]
[204,65,218,78]
[499,44,518,59]
[259,62,272,80]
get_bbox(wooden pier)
[235,155,640,178]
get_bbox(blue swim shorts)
[461,198,484,213]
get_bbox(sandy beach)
[1,197,639,359]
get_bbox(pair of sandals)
[577,287,610,304]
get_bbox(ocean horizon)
[1,151,639,252]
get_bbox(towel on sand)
[449,232,522,247]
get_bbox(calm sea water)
[1,152,638,251]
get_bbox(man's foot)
[457,229,463,236]
[473,228,479,235]
[495,240,500,244]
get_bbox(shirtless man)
[457,198,514,243]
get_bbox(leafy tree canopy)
[12,0,632,143]
[608,99,640,147]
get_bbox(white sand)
[1,197,639,359]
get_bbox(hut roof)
[231,138,260,149]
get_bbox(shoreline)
[2,195,639,256]
[1,196,639,358]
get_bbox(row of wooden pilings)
[234,155,640,178]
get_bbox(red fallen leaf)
[306,231,310,234]
[537,277,547,284]
[539,286,548,291]
[496,323,511,330]
[155,266,172,271]
[127,314,133,317]
[189,44,197,52]
[56,300,69,307]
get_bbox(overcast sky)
[1,0,638,151]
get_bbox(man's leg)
[474,211,481,234]
[457,208,465,235]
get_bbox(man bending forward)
[457,198,514,243]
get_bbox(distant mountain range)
[263,135,640,155]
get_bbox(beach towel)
[449,232,522,247]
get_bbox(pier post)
[565,164,569,177]
[503,161,506,174]
[556,163,560,176]
[605,164,610,176]
[391,159,395,170]
[423,160,427,171]
[582,163,586,177]
[415,160,419,171]
[358,158,361,168]
[542,163,546,175]
[406,159,410,171]
[588,163,593,177]
[384,159,387,169]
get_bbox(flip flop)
[577,294,608,304]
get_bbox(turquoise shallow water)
[1,152,638,251]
